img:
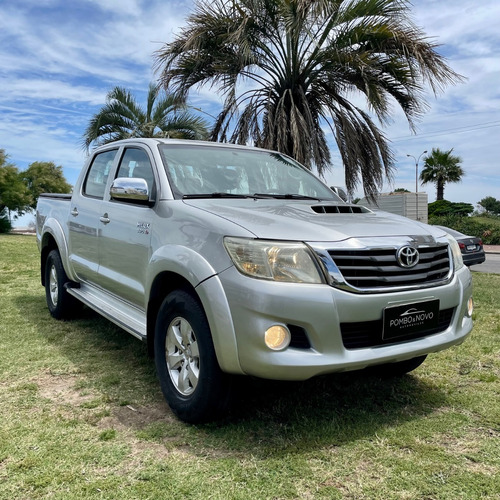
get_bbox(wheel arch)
[39,219,73,286]
[40,232,60,287]
[146,270,243,376]
[146,271,195,357]
[145,244,221,357]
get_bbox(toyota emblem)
[397,246,420,268]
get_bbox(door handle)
[71,207,79,217]
[100,213,110,224]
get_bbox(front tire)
[154,290,232,423]
[44,249,78,320]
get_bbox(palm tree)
[154,0,463,199]
[83,83,209,151]
[419,148,464,201]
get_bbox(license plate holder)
[383,299,440,340]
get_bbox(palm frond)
[82,83,209,150]
[154,0,463,199]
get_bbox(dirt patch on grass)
[34,371,174,428]
[35,371,97,406]
[34,371,176,461]
[99,403,177,465]
[98,401,174,431]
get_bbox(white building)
[359,192,428,223]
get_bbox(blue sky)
[1,0,499,225]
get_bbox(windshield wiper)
[183,192,322,201]
[253,193,322,201]
[183,193,266,199]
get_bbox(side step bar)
[66,283,147,341]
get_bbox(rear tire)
[154,290,232,423]
[370,355,427,378]
[45,249,79,320]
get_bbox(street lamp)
[192,106,217,120]
[407,150,427,221]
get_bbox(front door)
[97,147,156,308]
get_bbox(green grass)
[1,234,499,499]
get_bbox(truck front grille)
[328,245,450,291]
[340,308,455,349]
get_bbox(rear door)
[68,148,118,283]
[97,146,156,308]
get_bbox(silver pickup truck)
[36,138,474,423]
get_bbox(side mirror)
[110,177,150,203]
[330,186,348,202]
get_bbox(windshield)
[158,144,340,201]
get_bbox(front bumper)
[213,265,473,380]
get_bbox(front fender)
[196,274,243,374]
[146,245,243,375]
[147,244,227,291]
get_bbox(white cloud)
[0,111,87,173]
[414,1,500,45]
[0,0,190,85]
[0,79,106,106]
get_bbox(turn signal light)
[466,297,474,317]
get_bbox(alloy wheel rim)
[49,265,58,306]
[165,316,200,396]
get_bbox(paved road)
[470,252,500,274]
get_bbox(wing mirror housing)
[330,186,348,202]
[110,177,151,204]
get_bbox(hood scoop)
[311,204,369,214]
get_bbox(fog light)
[466,297,474,317]
[264,325,291,350]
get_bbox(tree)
[155,0,463,199]
[21,161,72,210]
[419,148,464,201]
[83,83,209,151]
[0,149,32,220]
[478,196,500,216]
[428,199,473,217]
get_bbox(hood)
[183,198,444,242]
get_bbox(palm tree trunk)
[437,181,444,200]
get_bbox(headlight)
[224,237,325,283]
[446,234,464,271]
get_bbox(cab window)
[83,150,117,199]
[116,148,156,199]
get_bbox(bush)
[428,200,474,217]
[0,209,12,234]
[429,214,500,244]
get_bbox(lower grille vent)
[287,325,311,349]
[340,308,454,349]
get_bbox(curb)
[484,246,500,254]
